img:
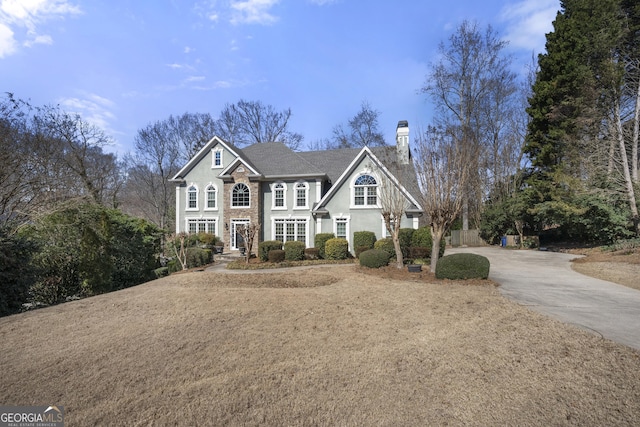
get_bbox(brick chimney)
[396,120,409,165]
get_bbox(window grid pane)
[336,219,347,239]
[275,189,284,207]
[187,219,216,234]
[232,184,250,207]
[188,186,197,209]
[296,189,305,207]
[275,222,284,242]
[207,188,216,208]
[367,187,377,205]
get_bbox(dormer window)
[353,174,377,207]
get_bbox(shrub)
[0,227,36,316]
[186,248,212,268]
[167,260,180,274]
[411,226,445,258]
[435,253,490,280]
[154,267,169,278]
[259,240,283,262]
[353,231,376,252]
[284,240,305,261]
[374,237,395,259]
[355,245,371,258]
[304,248,319,260]
[359,249,391,268]
[325,238,349,260]
[314,233,335,259]
[409,246,430,260]
[398,228,415,259]
[268,249,286,263]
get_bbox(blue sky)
[0,0,559,154]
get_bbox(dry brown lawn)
[570,247,640,291]
[1,261,640,426]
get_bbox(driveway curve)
[449,246,640,351]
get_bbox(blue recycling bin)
[501,236,507,247]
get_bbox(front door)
[231,219,250,251]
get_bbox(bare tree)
[330,101,386,149]
[237,222,260,264]
[214,100,303,149]
[375,164,414,269]
[33,105,120,206]
[414,126,474,272]
[422,21,516,230]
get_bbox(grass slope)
[1,266,639,425]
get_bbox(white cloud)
[58,93,117,136]
[0,22,16,57]
[230,0,279,25]
[185,75,205,82]
[0,0,81,57]
[500,0,559,53]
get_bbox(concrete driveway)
[449,246,640,351]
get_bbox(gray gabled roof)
[241,142,326,178]
[298,148,361,184]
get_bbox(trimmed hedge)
[374,237,395,259]
[411,226,445,258]
[325,238,349,260]
[259,240,283,262]
[353,231,376,254]
[304,248,319,260]
[398,228,415,259]
[409,246,430,260]
[186,248,212,268]
[359,249,390,268]
[268,249,286,263]
[284,240,305,261]
[435,253,490,280]
[314,233,335,259]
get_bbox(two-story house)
[170,120,423,253]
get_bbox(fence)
[450,229,486,247]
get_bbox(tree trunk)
[632,80,640,183]
[392,233,403,269]
[615,101,640,234]
[430,226,445,273]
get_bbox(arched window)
[294,181,309,209]
[354,174,377,206]
[272,182,286,209]
[232,183,250,207]
[205,184,217,209]
[187,185,198,209]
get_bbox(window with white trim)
[294,181,309,209]
[212,149,223,168]
[353,174,377,206]
[272,182,287,210]
[273,218,307,243]
[205,184,217,209]
[187,218,217,235]
[335,217,349,239]
[187,185,198,210]
[232,183,250,207]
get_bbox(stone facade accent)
[222,164,261,251]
